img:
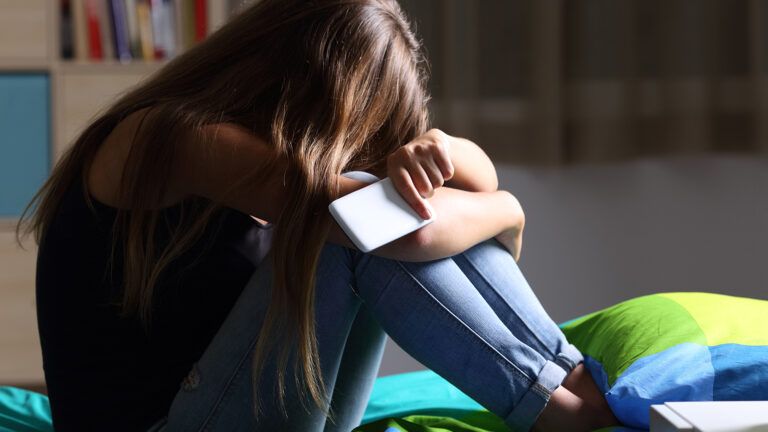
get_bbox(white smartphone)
[328,177,436,253]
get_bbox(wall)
[378,155,768,376]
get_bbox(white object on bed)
[650,401,768,432]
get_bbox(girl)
[21,0,618,430]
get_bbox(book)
[195,0,207,42]
[60,0,224,62]
[97,0,116,60]
[207,0,228,33]
[150,0,176,59]
[124,0,142,59]
[110,0,132,62]
[84,0,103,60]
[71,0,89,60]
[178,0,197,51]
[162,0,177,58]
[60,0,74,59]
[150,0,165,58]
[136,0,156,60]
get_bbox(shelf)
[0,219,21,232]
[0,59,167,75]
[55,60,165,75]
[0,58,50,73]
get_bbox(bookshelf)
[0,0,252,388]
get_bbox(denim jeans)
[149,237,583,432]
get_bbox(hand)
[494,192,525,261]
[387,129,455,219]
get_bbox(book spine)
[124,0,142,59]
[84,0,103,60]
[110,0,132,62]
[180,0,196,50]
[60,0,74,59]
[173,0,185,53]
[149,0,166,59]
[207,0,227,33]
[72,0,89,60]
[195,0,207,42]
[98,0,116,60]
[162,0,177,58]
[136,0,155,60]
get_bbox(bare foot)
[562,364,619,425]
[532,386,619,432]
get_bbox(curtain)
[399,0,768,164]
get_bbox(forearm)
[366,133,498,193]
[445,136,498,192]
[377,187,518,261]
[327,183,521,262]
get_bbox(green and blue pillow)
[560,292,768,429]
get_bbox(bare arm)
[175,123,522,262]
[442,136,526,260]
[370,130,498,194]
[371,128,523,261]
[373,188,521,261]
[444,135,498,193]
[325,175,523,262]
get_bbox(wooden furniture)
[0,0,242,389]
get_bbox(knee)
[315,241,361,275]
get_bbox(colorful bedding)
[0,387,52,432]
[356,293,768,431]
[355,370,638,432]
[356,370,507,431]
[2,293,765,432]
[560,292,768,429]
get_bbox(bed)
[2,292,765,432]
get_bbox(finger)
[406,159,435,198]
[421,158,446,190]
[426,129,454,180]
[433,144,454,180]
[392,168,432,219]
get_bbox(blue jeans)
[149,238,583,432]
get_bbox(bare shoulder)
[175,122,288,222]
[87,107,154,208]
[87,110,284,221]
[174,122,276,194]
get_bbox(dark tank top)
[35,178,273,431]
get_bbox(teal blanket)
[0,387,52,432]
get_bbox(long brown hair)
[18,0,429,419]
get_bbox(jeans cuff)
[554,343,584,374]
[504,360,567,432]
